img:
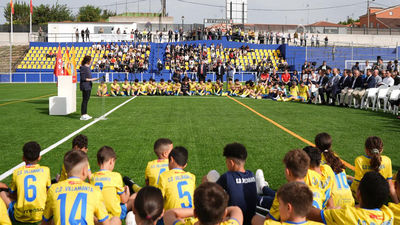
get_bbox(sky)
[1,0,399,25]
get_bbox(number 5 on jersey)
[177,181,192,208]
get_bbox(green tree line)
[3,2,116,24]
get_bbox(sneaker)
[123,176,136,194]
[207,170,220,182]
[125,211,136,225]
[256,169,266,195]
[86,115,93,120]
[80,115,89,121]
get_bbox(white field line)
[0,96,137,181]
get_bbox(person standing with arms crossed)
[80,56,101,121]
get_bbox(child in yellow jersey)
[350,136,398,203]
[196,80,206,96]
[263,182,322,225]
[205,79,213,95]
[110,79,121,96]
[298,82,310,102]
[190,81,197,95]
[138,80,148,96]
[158,79,168,95]
[223,78,234,96]
[286,81,299,101]
[233,79,242,96]
[127,186,164,225]
[42,150,110,225]
[148,79,157,96]
[131,79,141,96]
[307,172,394,225]
[389,170,400,225]
[256,82,267,99]
[214,80,223,96]
[0,196,11,225]
[252,149,325,224]
[97,81,109,97]
[90,146,132,223]
[158,147,195,210]
[58,134,91,182]
[315,133,354,208]
[167,80,174,95]
[173,82,182,96]
[122,79,131,96]
[0,141,50,224]
[302,147,335,209]
[164,182,243,225]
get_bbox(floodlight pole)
[10,11,13,83]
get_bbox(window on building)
[389,11,393,16]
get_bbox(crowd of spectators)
[91,42,151,73]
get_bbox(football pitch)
[0,83,399,188]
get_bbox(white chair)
[388,89,400,115]
[364,88,379,110]
[383,85,400,112]
[374,87,389,111]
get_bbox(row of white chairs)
[360,85,400,115]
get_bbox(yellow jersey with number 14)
[42,177,109,225]
[158,168,195,210]
[145,159,169,187]
[90,170,125,218]
[10,164,51,223]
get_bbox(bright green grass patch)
[0,84,399,189]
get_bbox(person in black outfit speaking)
[80,56,101,121]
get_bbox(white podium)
[49,76,77,115]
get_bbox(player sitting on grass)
[58,134,91,182]
[263,182,320,225]
[41,150,110,225]
[173,82,182,96]
[163,182,243,225]
[206,79,214,95]
[97,80,109,97]
[124,138,173,193]
[131,79,140,96]
[388,169,400,225]
[196,80,206,96]
[0,141,50,224]
[298,82,310,102]
[148,79,158,96]
[122,79,132,96]
[307,171,394,225]
[111,79,121,96]
[302,147,335,209]
[0,192,11,225]
[213,142,257,225]
[90,146,133,224]
[126,186,164,225]
[167,80,173,95]
[252,149,325,224]
[214,80,223,96]
[190,80,197,95]
[158,146,195,210]
[315,133,354,207]
[350,136,398,203]
[158,79,168,95]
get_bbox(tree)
[338,18,360,25]
[77,5,102,22]
[101,9,116,21]
[3,1,30,24]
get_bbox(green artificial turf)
[0,83,399,190]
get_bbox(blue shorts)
[8,201,16,222]
[120,204,127,220]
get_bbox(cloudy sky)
[1,0,399,25]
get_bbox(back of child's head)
[277,182,313,218]
[315,133,345,174]
[168,146,188,167]
[97,146,116,165]
[64,150,88,175]
[154,138,173,157]
[194,182,229,225]
[23,141,41,162]
[283,149,310,179]
[358,171,389,209]
[302,146,321,168]
[365,136,383,172]
[72,134,88,151]
[134,186,163,225]
[223,142,247,164]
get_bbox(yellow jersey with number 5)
[158,168,195,210]
[10,164,51,223]
[145,159,169,187]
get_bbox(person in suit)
[197,60,208,82]
[317,69,329,104]
[325,68,341,105]
[339,69,353,106]
[214,62,225,83]
[343,70,363,107]
[352,69,376,108]
[80,56,101,120]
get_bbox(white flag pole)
[9,8,13,81]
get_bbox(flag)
[64,48,72,75]
[54,45,65,76]
[30,0,33,14]
[10,0,14,15]
[70,47,77,83]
